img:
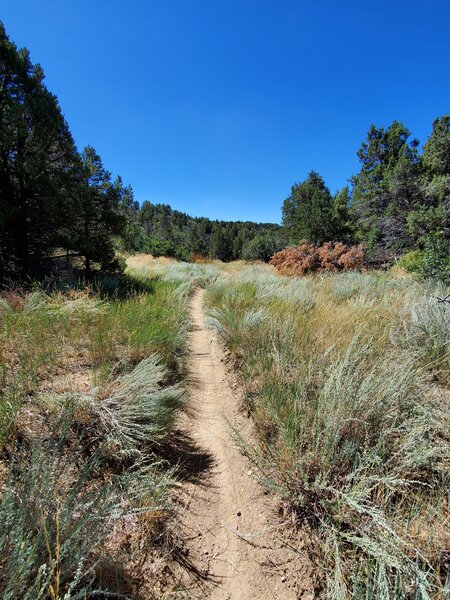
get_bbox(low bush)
[270,240,365,276]
[101,355,185,456]
[0,387,176,599]
[396,249,426,274]
[403,297,450,382]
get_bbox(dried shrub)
[270,240,365,275]
[190,253,209,263]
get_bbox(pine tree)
[68,146,126,276]
[350,121,420,257]
[282,171,335,245]
[0,22,80,276]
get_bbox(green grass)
[0,269,192,598]
[0,276,188,443]
[1,258,448,598]
[205,266,450,598]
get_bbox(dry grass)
[205,266,450,598]
[0,271,191,598]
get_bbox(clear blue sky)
[2,1,450,223]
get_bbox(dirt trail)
[172,289,314,600]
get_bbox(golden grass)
[204,266,450,598]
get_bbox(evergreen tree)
[68,146,126,276]
[210,224,233,260]
[333,186,354,243]
[410,116,450,279]
[350,121,420,257]
[282,171,335,244]
[242,231,285,261]
[0,22,80,276]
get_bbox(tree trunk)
[85,255,91,278]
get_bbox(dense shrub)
[396,249,426,274]
[270,240,365,275]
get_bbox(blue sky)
[2,1,450,223]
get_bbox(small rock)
[237,511,241,517]
[247,470,253,476]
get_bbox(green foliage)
[422,115,450,175]
[346,116,450,276]
[332,186,354,243]
[0,22,80,277]
[282,171,336,244]
[350,121,421,257]
[143,237,180,259]
[210,223,233,261]
[241,231,285,261]
[134,201,285,262]
[396,249,426,274]
[420,232,450,282]
[66,146,126,276]
[0,23,133,280]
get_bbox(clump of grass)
[0,396,176,599]
[207,303,267,352]
[205,267,450,598]
[403,297,450,381]
[101,355,185,456]
[0,403,117,599]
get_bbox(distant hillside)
[121,201,286,261]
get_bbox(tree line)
[0,23,285,279]
[283,119,450,280]
[121,201,285,262]
[1,22,448,281]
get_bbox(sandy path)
[172,289,314,600]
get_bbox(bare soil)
[170,289,315,599]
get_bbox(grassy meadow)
[205,265,450,598]
[0,265,196,598]
[0,254,448,598]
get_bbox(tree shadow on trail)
[159,429,216,485]
[157,430,226,594]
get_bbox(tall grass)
[0,276,188,441]
[0,390,175,599]
[205,266,450,598]
[126,254,220,287]
[0,267,191,598]
[403,297,450,380]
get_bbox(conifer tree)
[0,22,80,276]
[282,171,335,245]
